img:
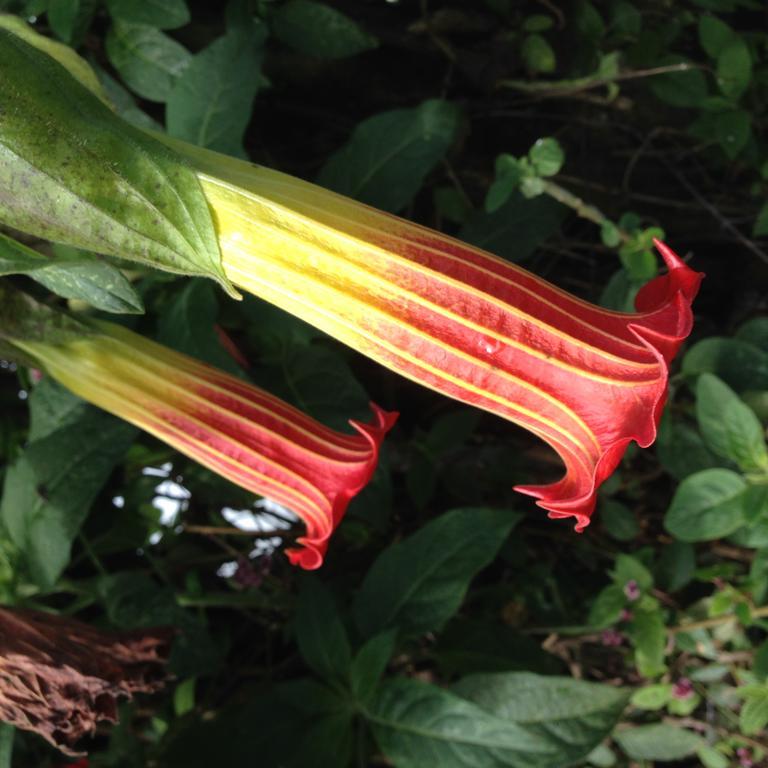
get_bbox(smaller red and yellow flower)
[15,322,396,569]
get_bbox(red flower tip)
[515,241,703,530]
[285,403,398,569]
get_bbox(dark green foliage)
[0,2,767,767]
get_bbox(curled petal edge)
[514,239,704,530]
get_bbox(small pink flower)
[620,608,634,622]
[601,629,624,647]
[671,677,693,700]
[737,747,753,768]
[624,579,641,601]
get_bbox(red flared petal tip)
[284,403,398,569]
[516,242,702,532]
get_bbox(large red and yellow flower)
[15,322,396,569]
[178,144,702,530]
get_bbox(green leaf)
[650,55,708,108]
[105,0,190,29]
[697,373,768,472]
[528,138,564,177]
[629,605,666,676]
[453,673,630,765]
[656,415,720,481]
[664,468,748,541]
[370,675,627,768]
[317,99,460,213]
[272,0,378,60]
[613,554,653,591]
[0,409,136,587]
[435,619,563,677]
[354,508,519,638]
[167,23,267,157]
[350,630,395,703]
[588,585,625,628]
[521,34,556,74]
[683,337,768,392]
[0,235,143,314]
[698,745,730,768]
[655,541,696,592]
[157,279,246,376]
[278,345,371,431]
[105,21,191,102]
[601,500,639,541]
[485,155,524,213]
[0,29,230,292]
[615,724,703,761]
[47,0,93,44]
[713,109,751,158]
[522,14,553,33]
[698,15,737,58]
[631,684,672,710]
[461,193,566,263]
[716,38,751,99]
[739,685,768,735]
[737,317,768,349]
[369,678,554,768]
[294,576,352,682]
[28,378,87,441]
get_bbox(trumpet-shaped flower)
[15,322,396,569]
[175,144,702,529]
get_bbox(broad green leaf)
[631,684,672,710]
[601,500,639,541]
[435,619,563,677]
[350,630,396,703]
[461,193,566,263]
[664,468,747,541]
[95,64,161,130]
[615,724,703,761]
[167,23,267,156]
[370,675,627,768]
[716,38,751,99]
[158,279,245,376]
[655,541,695,592]
[751,200,768,237]
[698,15,736,58]
[28,378,86,441]
[354,508,519,638]
[650,55,708,108]
[656,415,720,481]
[738,685,768,735]
[0,28,230,291]
[0,236,143,314]
[453,673,630,766]
[0,236,142,314]
[521,34,556,74]
[0,409,136,587]
[528,137,564,177]
[696,373,768,472]
[317,99,460,213]
[737,317,768,349]
[278,345,371,431]
[105,0,190,29]
[0,14,103,96]
[273,0,378,60]
[105,21,191,102]
[294,576,351,682]
[47,0,95,44]
[369,678,550,768]
[713,109,751,158]
[588,585,625,628]
[683,337,768,391]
